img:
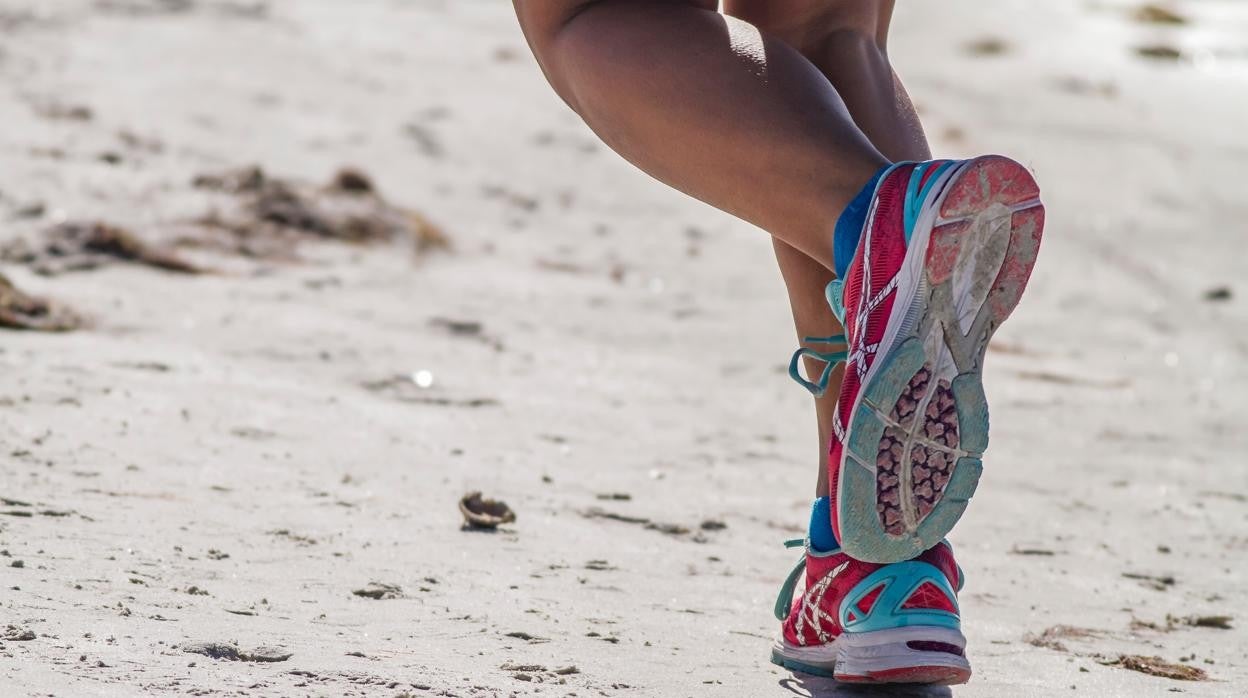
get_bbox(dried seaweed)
[189,165,450,255]
[1,222,202,276]
[1103,655,1208,681]
[1025,625,1104,652]
[1133,4,1188,25]
[0,273,81,331]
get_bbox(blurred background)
[0,1,1245,695]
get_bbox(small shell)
[459,491,516,529]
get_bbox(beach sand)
[1,1,1246,695]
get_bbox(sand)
[1,1,1246,696]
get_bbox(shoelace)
[773,538,812,621]
[787,279,849,398]
[787,337,847,398]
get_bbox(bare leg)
[727,0,933,497]
[769,239,845,497]
[513,0,889,271]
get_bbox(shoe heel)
[938,155,1041,220]
[833,626,971,686]
[933,155,1045,336]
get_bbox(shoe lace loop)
[787,279,849,397]
[787,336,847,398]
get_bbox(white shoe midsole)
[774,626,969,675]
[838,626,970,675]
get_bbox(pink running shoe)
[771,539,970,684]
[791,157,1044,563]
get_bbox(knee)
[513,0,594,105]
[725,0,889,57]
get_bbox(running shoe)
[771,538,970,684]
[790,156,1044,563]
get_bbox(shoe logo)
[832,225,901,444]
[793,561,849,646]
[847,229,900,383]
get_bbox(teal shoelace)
[787,279,849,398]
[788,336,847,398]
[773,538,809,621]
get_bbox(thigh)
[514,0,720,99]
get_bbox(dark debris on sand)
[181,641,292,663]
[1184,614,1233,630]
[4,625,37,641]
[965,37,1010,56]
[1101,654,1208,681]
[2,166,447,278]
[361,374,499,408]
[1203,285,1232,302]
[579,506,713,540]
[1122,571,1176,591]
[353,582,404,600]
[186,165,450,259]
[1,221,203,276]
[1135,44,1183,61]
[95,0,270,21]
[1132,614,1234,632]
[1024,625,1105,652]
[0,273,81,331]
[1132,4,1188,25]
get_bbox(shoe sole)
[770,627,972,686]
[770,640,838,678]
[838,156,1045,564]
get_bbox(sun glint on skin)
[727,19,768,79]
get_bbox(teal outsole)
[770,649,836,679]
[838,339,990,565]
[951,374,990,454]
